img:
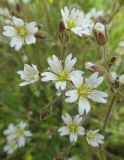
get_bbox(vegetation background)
[0,0,124,159]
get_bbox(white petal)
[119,74,124,84]
[62,113,72,125]
[48,55,63,74]
[87,72,104,89]
[12,16,24,26]
[77,126,85,135]
[18,136,25,147]
[3,26,16,37]
[41,72,59,81]
[64,54,77,72]
[10,37,23,50]
[26,22,38,33]
[19,81,31,86]
[70,73,84,88]
[88,90,108,103]
[78,98,91,115]
[74,115,83,125]
[25,35,36,44]
[65,90,78,103]
[55,81,66,90]
[70,133,77,143]
[58,126,70,136]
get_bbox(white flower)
[119,41,124,47]
[87,8,104,20]
[41,54,83,90]
[4,122,32,150]
[4,141,18,155]
[86,129,104,147]
[68,156,78,160]
[58,113,85,143]
[17,64,39,86]
[3,16,38,50]
[61,6,93,37]
[65,72,108,115]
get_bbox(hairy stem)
[102,94,116,133]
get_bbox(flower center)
[69,123,78,133]
[87,131,95,141]
[16,26,28,37]
[16,129,24,136]
[58,71,68,80]
[66,18,76,29]
[77,84,91,97]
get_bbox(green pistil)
[66,18,76,29]
[77,84,91,98]
[58,71,68,80]
[87,131,94,141]
[69,123,78,133]
[16,26,28,37]
[16,129,24,136]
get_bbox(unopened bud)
[59,20,69,45]
[15,3,21,13]
[93,22,108,45]
[85,62,106,75]
[40,106,51,120]
[109,56,117,67]
[35,31,47,39]
[59,20,66,33]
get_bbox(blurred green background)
[0,0,124,159]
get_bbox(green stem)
[102,94,116,133]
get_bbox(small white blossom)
[65,72,108,115]
[41,54,83,90]
[61,6,93,37]
[3,122,32,154]
[17,64,39,86]
[86,129,104,147]
[87,8,104,20]
[58,113,85,143]
[3,16,38,51]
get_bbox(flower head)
[3,16,38,50]
[17,64,39,86]
[58,113,85,143]
[41,54,83,90]
[86,129,104,147]
[65,72,108,115]
[3,122,32,154]
[61,6,93,37]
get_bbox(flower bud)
[85,62,106,75]
[59,20,66,33]
[34,31,47,39]
[59,20,69,45]
[109,56,117,67]
[93,22,108,45]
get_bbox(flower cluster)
[3,122,32,154]
[58,113,104,147]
